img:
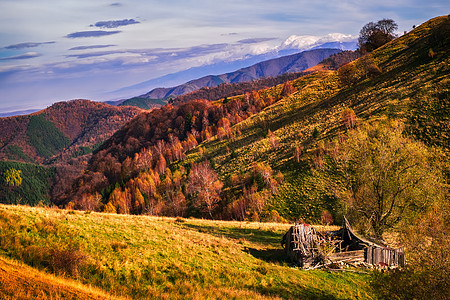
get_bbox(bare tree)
[341,108,356,129]
[188,160,223,218]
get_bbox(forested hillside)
[0,161,55,206]
[54,16,449,224]
[0,100,141,164]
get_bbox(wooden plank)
[329,250,365,259]
[365,246,406,267]
[366,246,372,264]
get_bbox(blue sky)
[0,0,448,114]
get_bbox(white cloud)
[280,33,357,50]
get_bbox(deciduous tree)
[332,121,443,238]
[279,81,295,98]
[187,161,223,218]
[3,168,22,187]
[358,19,398,53]
[341,108,356,129]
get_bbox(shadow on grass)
[244,247,288,264]
[259,285,340,300]
[181,223,285,247]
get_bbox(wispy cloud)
[0,52,41,60]
[91,19,140,29]
[69,44,116,50]
[4,41,55,49]
[64,44,233,60]
[1,0,448,114]
[66,31,121,38]
[66,50,126,59]
[238,38,277,44]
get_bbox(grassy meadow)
[0,256,120,300]
[0,204,373,299]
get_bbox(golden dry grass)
[0,256,121,300]
[0,204,370,299]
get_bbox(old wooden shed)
[281,217,405,269]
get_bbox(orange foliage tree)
[279,81,295,98]
[341,108,356,129]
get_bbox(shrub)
[337,63,359,86]
[371,203,449,299]
[321,210,333,225]
[110,241,129,251]
[0,210,88,277]
[267,210,287,223]
[49,245,87,276]
[312,127,320,139]
[175,216,186,223]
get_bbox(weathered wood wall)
[365,246,405,267]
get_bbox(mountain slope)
[173,51,360,104]
[140,48,342,99]
[0,100,141,164]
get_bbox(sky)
[0,0,448,114]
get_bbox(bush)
[266,210,287,223]
[49,246,87,276]
[371,203,449,299]
[321,210,333,225]
[312,127,320,139]
[337,63,359,86]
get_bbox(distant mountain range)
[136,48,343,100]
[107,38,357,101]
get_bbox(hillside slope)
[180,15,449,220]
[0,256,118,300]
[66,15,450,222]
[0,100,141,164]
[139,48,342,99]
[0,204,373,299]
